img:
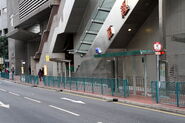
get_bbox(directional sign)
[153,42,162,52]
[0,101,10,109]
[61,98,85,104]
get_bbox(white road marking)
[9,92,20,96]
[97,122,103,123]
[0,88,7,92]
[61,97,85,104]
[24,97,41,103]
[0,101,10,109]
[49,105,80,117]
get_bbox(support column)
[114,57,118,92]
[159,0,166,49]
[144,55,147,96]
[159,0,167,81]
[68,62,71,77]
[132,56,136,95]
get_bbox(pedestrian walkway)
[1,76,185,115]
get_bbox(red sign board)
[155,51,166,55]
[153,42,162,52]
[120,1,130,18]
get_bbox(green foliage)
[0,36,8,59]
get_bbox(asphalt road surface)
[0,80,185,123]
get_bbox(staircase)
[75,0,116,54]
[75,0,140,77]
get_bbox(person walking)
[38,69,42,82]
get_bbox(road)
[0,80,185,123]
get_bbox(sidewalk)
[2,76,185,115]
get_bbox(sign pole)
[156,55,160,81]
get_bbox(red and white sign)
[153,42,162,52]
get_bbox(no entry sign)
[153,42,162,52]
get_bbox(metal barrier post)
[83,78,85,92]
[156,81,159,103]
[111,79,114,96]
[92,79,94,93]
[176,82,180,107]
[70,78,72,90]
[123,80,129,98]
[57,77,61,88]
[76,79,78,91]
[64,77,66,89]
[101,79,103,95]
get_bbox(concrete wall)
[126,7,159,82]
[166,0,185,55]
[165,0,185,81]
[14,40,27,74]
[7,0,19,72]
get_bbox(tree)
[0,36,8,59]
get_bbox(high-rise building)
[0,0,8,36]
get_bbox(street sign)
[153,42,162,52]
[95,48,102,54]
[45,55,50,62]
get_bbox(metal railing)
[151,81,185,107]
[19,75,129,98]
[0,72,10,79]
[20,75,39,86]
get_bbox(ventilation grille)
[19,0,49,20]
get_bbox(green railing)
[20,75,39,85]
[0,72,9,79]
[42,76,129,97]
[16,75,130,98]
[151,81,185,107]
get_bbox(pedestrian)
[38,69,42,81]
[28,66,31,75]
[41,67,44,77]
[11,67,14,74]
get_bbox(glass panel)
[89,23,103,32]
[79,44,91,51]
[83,34,96,42]
[94,11,109,21]
[101,0,116,9]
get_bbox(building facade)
[0,0,8,68]
[0,0,8,36]
[7,0,185,86]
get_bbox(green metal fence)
[0,72,9,79]
[42,76,129,97]
[20,75,39,85]
[151,81,185,107]
[17,75,130,98]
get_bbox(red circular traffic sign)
[153,42,162,52]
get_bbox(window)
[3,29,8,34]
